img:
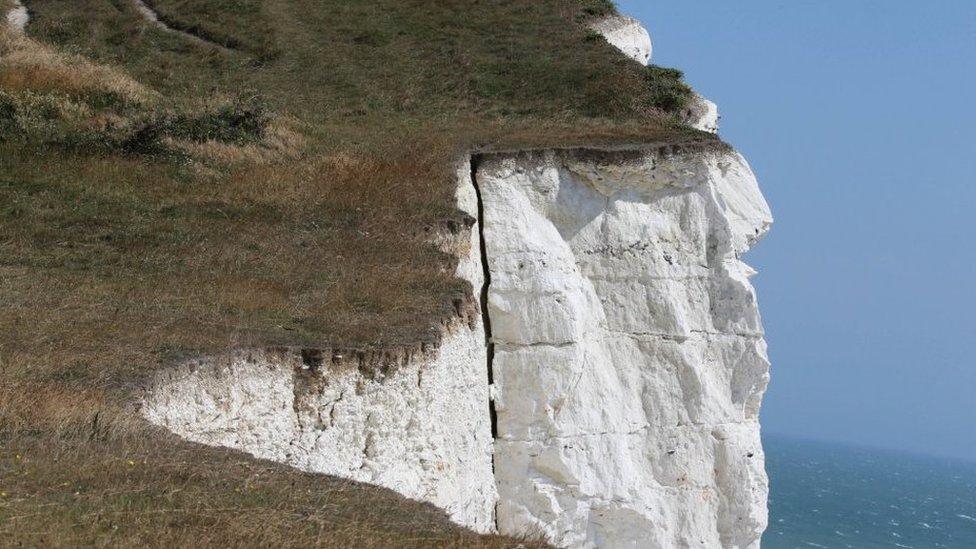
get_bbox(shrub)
[0,90,97,146]
[160,95,270,145]
[0,77,271,155]
[579,0,616,18]
[643,65,693,114]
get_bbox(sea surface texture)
[764,434,976,548]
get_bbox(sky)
[617,0,976,463]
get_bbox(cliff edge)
[2,2,768,547]
[140,7,773,549]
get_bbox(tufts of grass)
[158,94,270,144]
[0,386,549,548]
[578,0,617,19]
[0,28,272,155]
[0,28,155,106]
[117,95,273,156]
[142,0,280,60]
[0,90,273,156]
[643,65,694,114]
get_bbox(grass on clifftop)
[0,0,711,545]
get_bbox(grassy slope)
[0,0,716,545]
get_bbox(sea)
[763,434,976,548]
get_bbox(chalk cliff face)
[142,335,497,531]
[588,15,652,66]
[476,147,771,548]
[685,94,720,134]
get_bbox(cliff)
[482,146,770,547]
[140,9,772,548]
[2,2,769,547]
[144,143,772,547]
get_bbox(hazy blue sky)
[617,1,976,462]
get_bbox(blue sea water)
[763,434,976,548]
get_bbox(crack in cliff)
[470,155,502,532]
[470,156,498,443]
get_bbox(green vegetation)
[579,0,618,18]
[644,66,694,113]
[0,29,270,155]
[143,0,280,59]
[0,0,714,545]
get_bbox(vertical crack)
[470,155,503,533]
[470,155,498,442]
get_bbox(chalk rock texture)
[5,0,28,32]
[684,93,721,134]
[590,15,652,65]
[477,147,771,548]
[142,162,497,533]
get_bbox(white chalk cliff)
[479,147,771,548]
[141,334,499,532]
[589,15,652,66]
[684,94,720,134]
[142,9,772,549]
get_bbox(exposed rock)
[589,15,652,65]
[684,93,721,134]
[141,161,498,533]
[5,0,28,32]
[476,146,771,548]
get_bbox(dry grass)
[0,416,548,548]
[174,116,306,164]
[0,29,155,104]
[0,0,719,545]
